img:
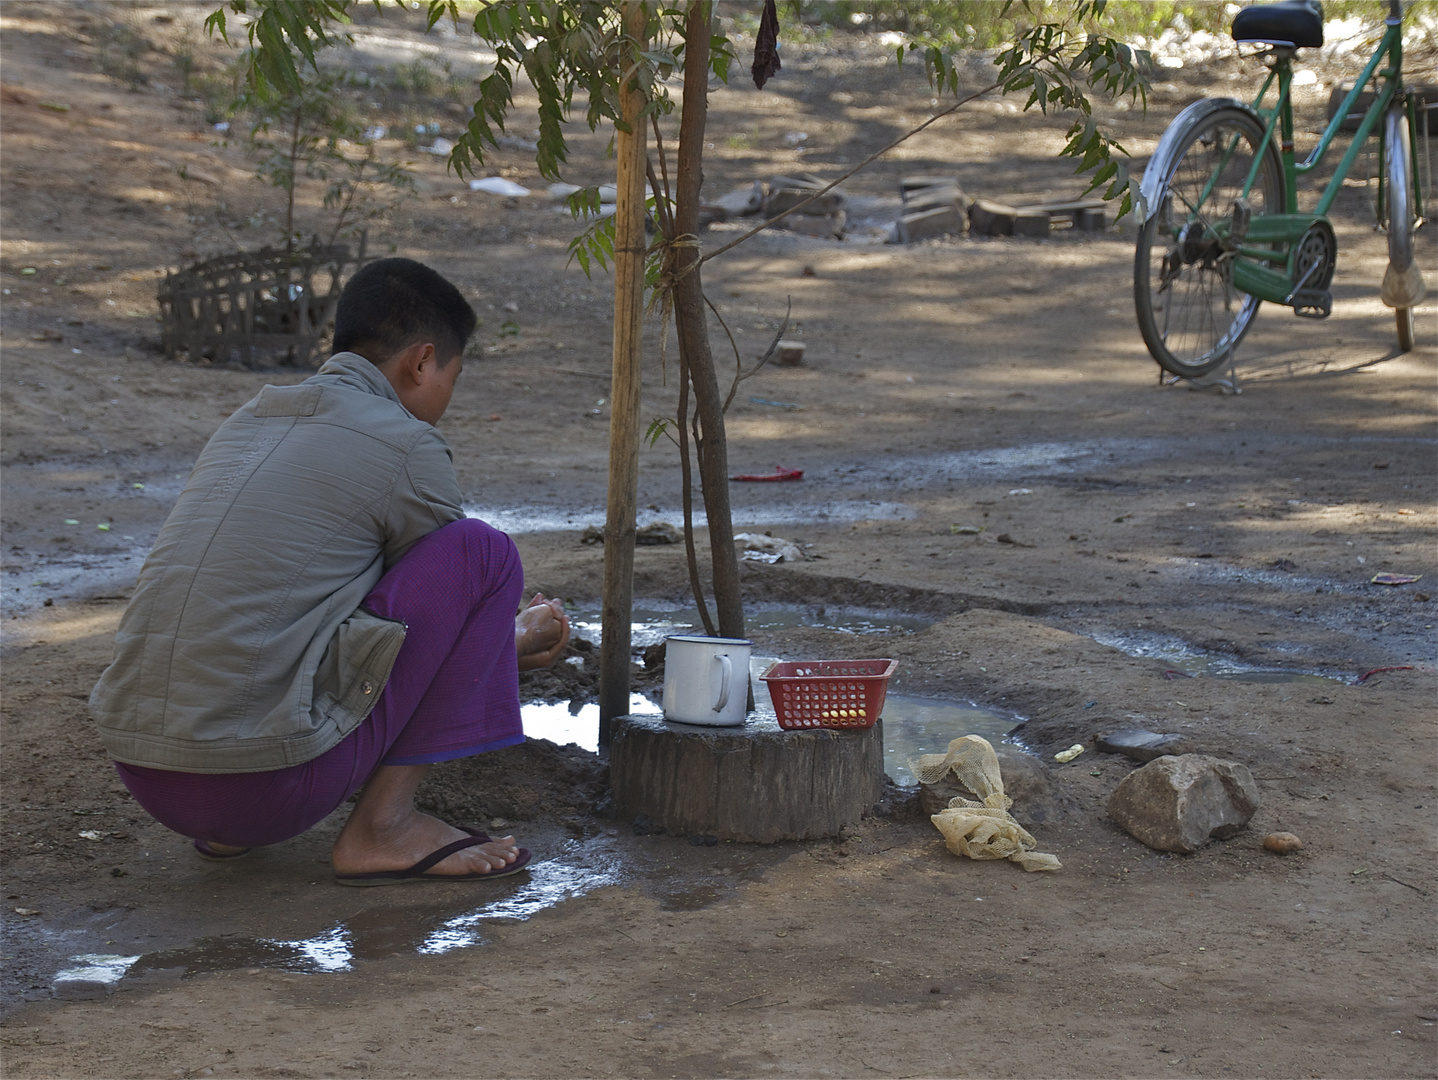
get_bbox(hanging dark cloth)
[752,0,782,89]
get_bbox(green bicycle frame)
[1219,10,1423,304]
[1248,12,1408,218]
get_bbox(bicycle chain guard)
[1288,220,1337,318]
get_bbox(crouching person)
[90,257,569,885]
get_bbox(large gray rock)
[1107,754,1260,853]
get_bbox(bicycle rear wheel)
[1135,108,1287,378]
[1384,99,1424,352]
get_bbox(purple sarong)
[115,518,524,848]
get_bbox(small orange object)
[487,414,502,421]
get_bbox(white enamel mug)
[661,635,752,726]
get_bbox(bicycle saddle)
[1231,1,1324,49]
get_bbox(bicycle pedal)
[1291,289,1332,318]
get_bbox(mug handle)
[713,653,732,712]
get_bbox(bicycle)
[1134,0,1429,379]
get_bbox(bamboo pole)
[598,0,649,745]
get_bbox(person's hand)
[515,593,570,671]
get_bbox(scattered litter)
[78,830,106,841]
[469,177,530,197]
[749,397,801,410]
[14,908,40,916]
[735,533,805,563]
[731,465,803,482]
[909,736,1061,871]
[1007,488,1032,495]
[212,121,229,133]
[40,101,72,113]
[96,524,110,532]
[1263,832,1303,853]
[1398,508,1415,515]
[1371,573,1421,585]
[783,131,809,146]
[1355,665,1415,683]
[362,125,387,142]
[64,519,79,525]
[951,524,983,535]
[21,267,37,275]
[1054,743,1085,763]
[132,483,144,490]
[424,137,454,156]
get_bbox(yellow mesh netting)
[909,735,1062,873]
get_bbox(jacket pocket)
[315,608,407,733]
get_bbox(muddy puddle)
[464,500,918,535]
[1086,628,1349,684]
[569,603,932,650]
[34,832,793,1001]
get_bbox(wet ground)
[1,5,1434,1075]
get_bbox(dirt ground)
[2,4,1436,1078]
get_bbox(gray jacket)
[91,352,465,772]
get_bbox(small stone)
[764,185,846,217]
[1264,831,1303,853]
[782,210,846,238]
[897,205,963,243]
[1012,210,1051,238]
[1107,754,1260,854]
[1097,729,1189,763]
[635,521,681,545]
[703,181,763,218]
[968,198,1019,236]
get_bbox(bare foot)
[331,808,521,878]
[200,840,250,856]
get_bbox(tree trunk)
[672,0,745,641]
[597,0,649,744]
[610,715,885,842]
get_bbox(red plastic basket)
[760,659,897,730]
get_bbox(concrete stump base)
[610,714,884,843]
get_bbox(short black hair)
[332,257,476,364]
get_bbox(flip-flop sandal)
[334,827,532,888]
[194,839,253,861]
